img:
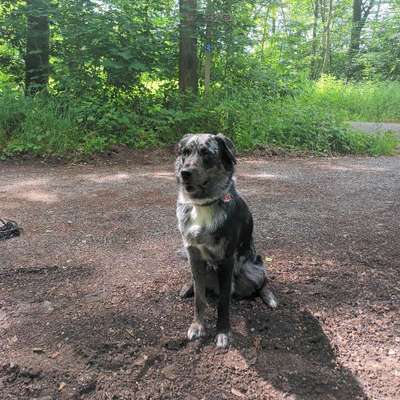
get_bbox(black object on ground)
[0,219,22,241]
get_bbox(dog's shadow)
[225,295,366,400]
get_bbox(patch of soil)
[0,156,399,399]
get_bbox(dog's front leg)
[187,247,207,341]
[216,256,233,348]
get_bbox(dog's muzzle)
[180,168,197,192]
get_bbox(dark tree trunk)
[204,0,214,93]
[223,0,233,79]
[310,0,320,79]
[321,0,333,75]
[347,0,375,80]
[349,0,362,57]
[25,0,50,95]
[179,0,198,95]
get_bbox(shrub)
[310,76,400,122]
[0,81,398,158]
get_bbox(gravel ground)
[0,154,399,400]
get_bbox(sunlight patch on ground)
[14,190,58,204]
[137,171,175,180]
[317,164,387,172]
[238,173,284,180]
[81,172,132,183]
[2,177,50,192]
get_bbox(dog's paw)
[215,332,231,349]
[187,322,206,341]
[260,287,278,309]
[180,282,194,298]
[268,295,278,309]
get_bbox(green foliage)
[175,84,398,155]
[1,80,398,157]
[331,130,398,156]
[310,76,400,122]
[0,88,86,155]
[1,0,399,158]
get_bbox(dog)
[175,133,277,348]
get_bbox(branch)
[361,0,375,20]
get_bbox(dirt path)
[1,156,399,400]
[350,121,400,137]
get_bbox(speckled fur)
[175,133,277,348]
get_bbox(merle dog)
[176,133,277,348]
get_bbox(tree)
[25,0,50,95]
[204,0,215,92]
[310,0,320,79]
[320,0,334,75]
[347,0,375,79]
[179,0,198,94]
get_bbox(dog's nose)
[181,169,192,181]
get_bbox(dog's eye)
[182,148,191,157]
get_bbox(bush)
[0,88,159,155]
[0,89,85,155]
[0,80,398,158]
[171,85,398,155]
[310,76,400,122]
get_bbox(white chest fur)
[191,205,214,228]
[178,202,226,243]
[186,205,214,240]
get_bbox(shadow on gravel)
[240,297,367,400]
[0,263,368,399]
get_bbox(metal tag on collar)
[223,193,232,202]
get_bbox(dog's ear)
[176,133,193,155]
[215,133,237,169]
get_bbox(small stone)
[79,380,96,394]
[20,367,41,379]
[161,365,177,380]
[33,348,45,354]
[231,388,245,397]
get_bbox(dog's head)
[175,133,236,201]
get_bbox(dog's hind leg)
[259,283,278,308]
[234,257,278,308]
[176,247,188,260]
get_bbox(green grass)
[308,76,400,122]
[0,81,398,158]
[181,84,398,156]
[0,90,85,156]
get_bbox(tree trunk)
[310,0,320,79]
[179,0,198,95]
[204,0,213,93]
[260,6,270,60]
[223,0,233,78]
[25,0,50,95]
[347,0,375,79]
[349,0,362,54]
[321,0,333,74]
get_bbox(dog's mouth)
[183,179,209,193]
